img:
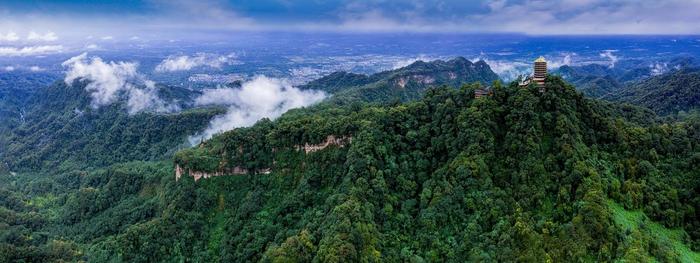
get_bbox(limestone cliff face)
[175,164,270,182]
[297,135,352,154]
[394,75,436,88]
[176,135,351,181]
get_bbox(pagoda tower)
[533,56,547,87]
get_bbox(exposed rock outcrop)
[175,164,270,182]
[395,75,436,88]
[297,135,352,153]
[176,135,351,181]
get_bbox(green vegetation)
[609,201,700,262]
[1,80,223,172]
[555,64,626,98]
[610,68,700,115]
[0,61,698,262]
[302,57,500,104]
[556,60,700,116]
[171,76,698,262]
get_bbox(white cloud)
[338,10,406,32]
[62,53,177,114]
[63,53,138,107]
[650,62,668,76]
[470,54,529,82]
[469,0,700,34]
[125,82,178,115]
[189,76,326,144]
[155,53,238,72]
[29,66,42,72]
[1,0,700,36]
[27,31,58,41]
[488,0,507,11]
[600,50,619,68]
[4,66,15,71]
[471,53,575,81]
[0,32,20,42]
[148,0,257,30]
[193,87,239,106]
[0,45,63,56]
[101,36,114,40]
[547,53,575,69]
[85,44,99,49]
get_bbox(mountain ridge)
[301,57,500,103]
[0,59,698,262]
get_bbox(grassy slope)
[609,200,700,262]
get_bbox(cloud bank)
[189,76,326,144]
[2,0,700,40]
[0,45,63,56]
[600,50,619,68]
[0,32,20,42]
[27,31,58,41]
[62,53,177,114]
[155,53,239,72]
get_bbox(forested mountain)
[1,63,698,262]
[301,57,500,103]
[0,73,58,150]
[609,68,700,115]
[297,71,373,94]
[167,76,699,262]
[555,56,699,100]
[555,65,623,98]
[1,80,223,172]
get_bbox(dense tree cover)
[0,72,58,153]
[298,71,373,94]
[610,68,700,115]
[169,76,699,261]
[556,58,700,117]
[0,64,698,262]
[1,80,224,172]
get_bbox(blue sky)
[0,0,699,41]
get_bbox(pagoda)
[519,56,547,91]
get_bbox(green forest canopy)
[1,75,698,262]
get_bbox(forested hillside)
[1,65,698,262]
[555,57,699,102]
[165,76,697,261]
[610,68,700,115]
[0,72,58,155]
[0,80,224,172]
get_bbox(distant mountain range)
[300,57,500,103]
[0,57,501,173]
[554,56,700,115]
[611,68,700,115]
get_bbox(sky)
[2,0,699,141]
[0,0,699,42]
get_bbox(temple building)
[519,56,548,90]
[533,56,547,87]
[474,86,492,98]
